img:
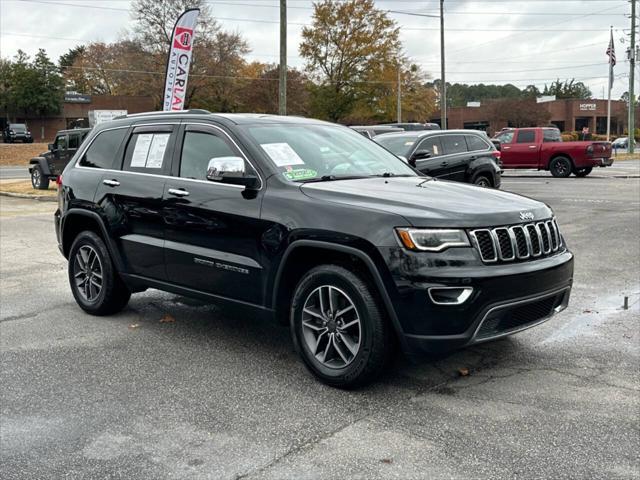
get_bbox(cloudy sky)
[0,0,636,99]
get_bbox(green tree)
[299,0,402,122]
[543,79,591,99]
[487,98,551,128]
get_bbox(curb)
[0,191,57,202]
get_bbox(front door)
[163,123,267,306]
[503,129,539,168]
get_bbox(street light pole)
[397,66,402,123]
[629,0,636,153]
[279,0,287,116]
[440,0,446,129]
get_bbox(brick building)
[431,98,636,136]
[4,94,155,142]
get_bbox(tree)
[543,79,591,99]
[299,0,401,122]
[486,98,551,128]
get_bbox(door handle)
[528,145,537,149]
[502,146,511,150]
[168,188,189,197]
[102,179,120,187]
[440,161,448,167]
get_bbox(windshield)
[244,124,417,182]
[375,134,420,157]
[11,124,27,132]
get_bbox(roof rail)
[114,109,211,120]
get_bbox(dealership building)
[430,98,634,136]
[3,94,155,142]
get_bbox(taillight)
[56,175,63,188]
[492,150,501,160]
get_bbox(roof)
[376,129,486,140]
[58,128,92,134]
[114,110,334,127]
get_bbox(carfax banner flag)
[163,8,200,111]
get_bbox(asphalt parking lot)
[1,173,639,479]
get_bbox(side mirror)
[412,149,432,160]
[206,156,259,189]
[490,139,501,151]
[48,143,55,151]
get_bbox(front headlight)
[396,228,470,252]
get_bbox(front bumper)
[379,247,574,354]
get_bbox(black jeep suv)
[3,123,33,143]
[29,128,91,189]
[55,111,574,387]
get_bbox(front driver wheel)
[574,167,593,177]
[290,265,392,388]
[549,157,572,178]
[68,231,131,316]
[31,166,49,190]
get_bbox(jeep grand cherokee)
[55,111,574,387]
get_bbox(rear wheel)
[290,265,392,388]
[472,174,492,188]
[68,231,130,316]
[549,156,572,178]
[574,167,592,177]
[31,166,49,190]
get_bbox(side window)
[516,130,536,143]
[80,128,127,169]
[543,129,561,143]
[416,136,442,157]
[497,131,514,144]
[180,131,237,180]
[465,135,490,151]
[56,135,67,150]
[68,134,80,149]
[441,135,467,155]
[124,131,173,173]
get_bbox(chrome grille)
[470,219,562,263]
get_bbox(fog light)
[428,287,474,305]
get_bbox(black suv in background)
[375,129,502,188]
[29,128,91,189]
[3,123,33,143]
[55,111,573,387]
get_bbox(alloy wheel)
[31,169,40,188]
[301,285,361,369]
[73,245,103,302]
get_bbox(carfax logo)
[173,27,193,50]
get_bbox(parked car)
[611,136,635,150]
[378,122,440,131]
[3,123,33,143]
[375,129,502,188]
[55,111,573,387]
[29,128,91,189]
[350,125,404,139]
[493,127,612,177]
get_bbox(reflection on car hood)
[300,177,552,228]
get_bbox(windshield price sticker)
[261,142,305,167]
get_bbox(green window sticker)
[283,168,318,181]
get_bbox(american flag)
[607,31,616,66]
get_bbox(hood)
[300,177,552,228]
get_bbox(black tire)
[68,230,130,316]
[574,167,593,177]
[472,173,492,188]
[30,165,49,190]
[549,156,572,178]
[290,264,392,388]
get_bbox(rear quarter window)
[465,135,490,151]
[79,128,128,169]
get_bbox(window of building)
[80,128,127,169]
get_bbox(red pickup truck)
[493,127,613,177]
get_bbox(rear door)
[505,129,539,168]
[437,134,470,181]
[162,122,267,305]
[92,124,177,280]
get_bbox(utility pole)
[397,66,402,123]
[629,0,636,153]
[440,0,446,129]
[279,0,287,116]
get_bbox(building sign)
[64,93,92,103]
[579,103,597,111]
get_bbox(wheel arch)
[467,157,497,186]
[28,157,52,176]
[60,209,125,272]
[271,240,407,351]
